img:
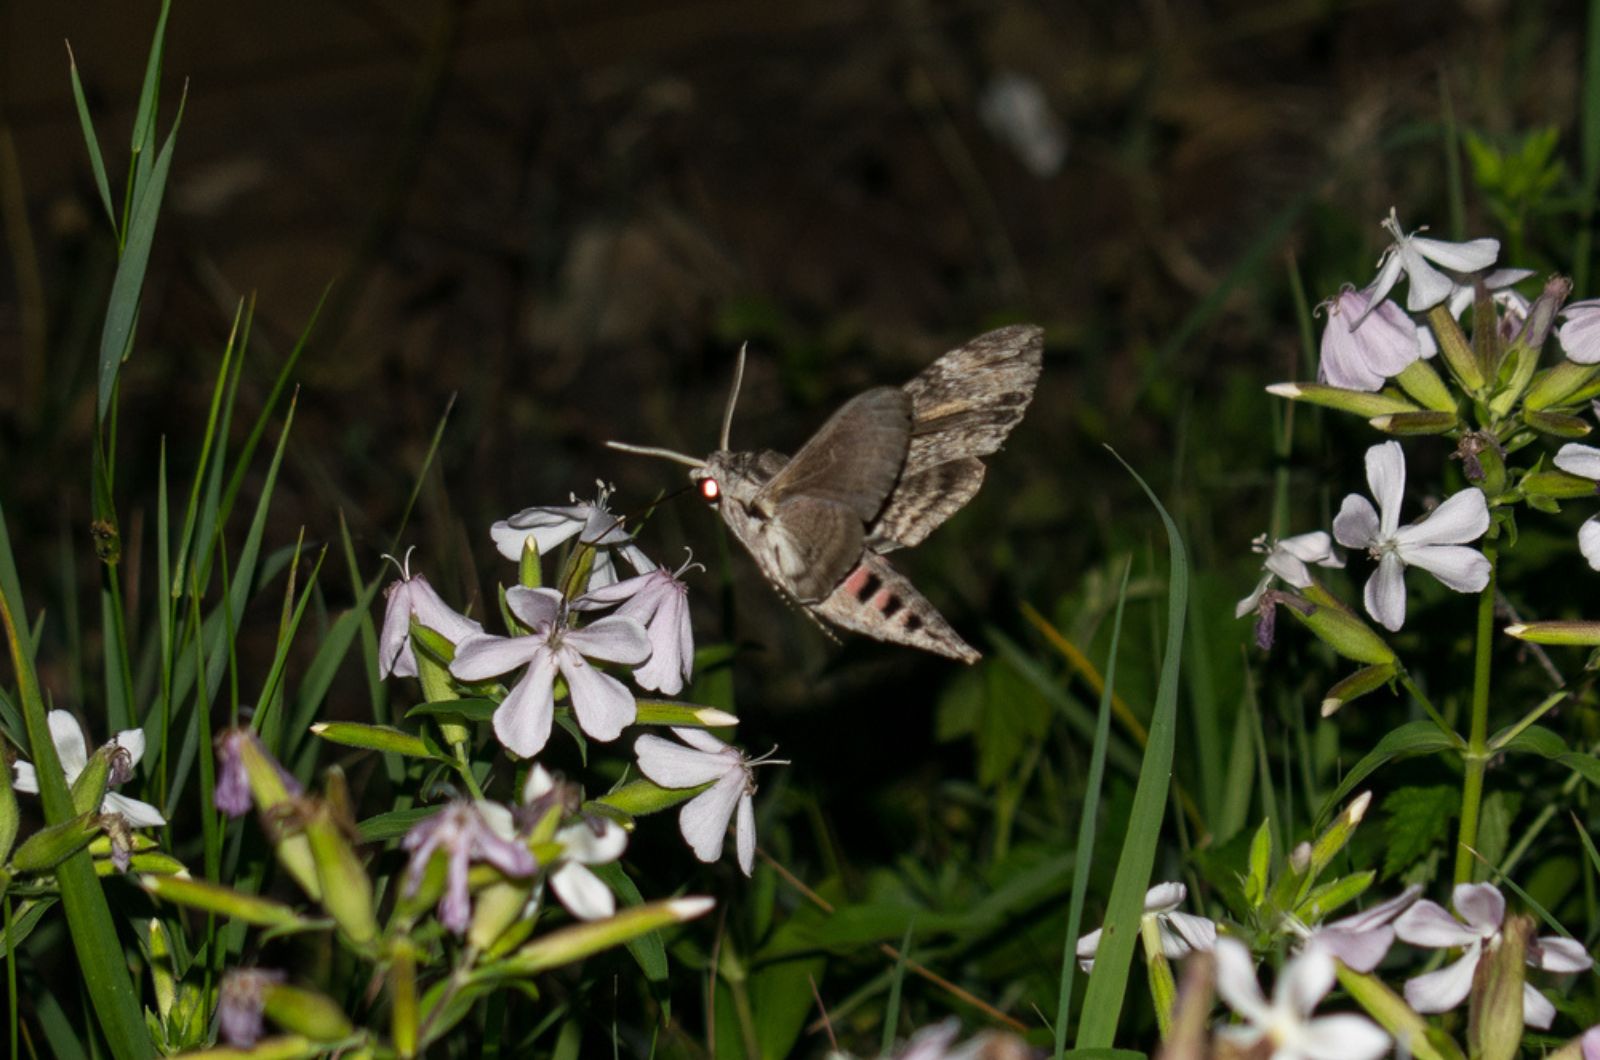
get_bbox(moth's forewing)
[756,387,911,520]
[813,551,979,663]
[868,324,1043,553]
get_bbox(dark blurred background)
[0,0,1586,839]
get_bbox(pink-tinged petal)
[634,735,731,788]
[103,791,167,828]
[556,819,627,866]
[1365,441,1407,537]
[673,726,731,755]
[1399,247,1455,311]
[1524,983,1557,1030]
[1399,544,1490,594]
[561,653,637,742]
[564,615,651,666]
[1452,882,1505,933]
[450,633,544,682]
[476,801,515,839]
[1277,948,1336,1018]
[1213,938,1271,1024]
[586,549,620,590]
[1236,575,1272,619]
[1559,303,1600,363]
[1161,911,1216,956]
[1583,1025,1600,1060]
[579,505,632,547]
[1297,1014,1390,1060]
[1556,444,1600,481]
[1265,551,1312,588]
[1396,899,1482,948]
[1580,518,1600,571]
[1333,494,1381,549]
[1311,925,1394,973]
[1394,488,1489,548]
[679,772,745,863]
[1403,950,1480,1012]
[1411,234,1500,273]
[619,543,657,574]
[1365,252,1404,311]
[673,594,695,684]
[112,728,146,768]
[12,761,37,794]
[407,576,483,643]
[1322,301,1389,391]
[572,571,656,609]
[735,792,755,876]
[491,656,559,758]
[1145,881,1187,913]
[1333,886,1421,933]
[1364,553,1408,632]
[505,587,563,631]
[1281,530,1341,567]
[379,580,415,678]
[48,711,89,779]
[522,763,556,803]
[1532,936,1593,973]
[551,862,616,920]
[632,642,685,696]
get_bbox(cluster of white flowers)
[1076,879,1592,1058]
[371,487,779,933]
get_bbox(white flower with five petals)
[1319,287,1422,392]
[1076,882,1216,971]
[1332,441,1490,632]
[1213,938,1390,1060]
[450,587,651,758]
[573,557,697,695]
[13,710,165,828]
[1394,882,1592,1030]
[1553,443,1600,570]
[634,727,768,877]
[1236,531,1344,618]
[491,485,655,589]
[1297,885,1420,972]
[377,552,483,680]
[1366,208,1501,314]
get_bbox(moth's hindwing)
[869,324,1043,552]
[813,552,978,663]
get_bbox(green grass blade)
[128,0,172,183]
[64,44,116,232]
[1055,558,1133,1057]
[880,924,914,1055]
[1075,453,1188,1050]
[96,90,182,423]
[0,550,152,1058]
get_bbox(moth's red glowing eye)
[699,478,721,502]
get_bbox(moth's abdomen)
[814,554,979,664]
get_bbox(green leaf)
[1381,786,1457,879]
[1076,455,1187,1049]
[587,862,667,982]
[357,806,440,843]
[65,45,115,231]
[1316,721,1460,823]
[405,698,496,722]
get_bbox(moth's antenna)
[718,342,747,452]
[605,440,704,468]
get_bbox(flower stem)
[1454,541,1498,886]
[454,746,486,802]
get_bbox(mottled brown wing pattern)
[757,387,912,519]
[868,325,1043,552]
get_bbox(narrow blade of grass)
[65,44,116,232]
[1075,453,1188,1049]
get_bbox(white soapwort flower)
[1558,299,1600,364]
[377,551,483,680]
[1394,882,1592,1029]
[1236,531,1344,618]
[1332,441,1491,632]
[13,709,165,828]
[573,554,698,695]
[1076,882,1216,971]
[491,484,655,589]
[634,727,773,877]
[521,765,627,920]
[1318,287,1422,392]
[1213,938,1390,1060]
[1554,442,1600,570]
[1297,885,1420,972]
[451,587,651,758]
[1366,208,1501,314]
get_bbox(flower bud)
[468,878,536,953]
[518,535,542,589]
[1521,470,1599,500]
[632,702,740,728]
[1505,621,1600,645]
[1369,411,1458,436]
[1515,275,1571,350]
[1265,382,1420,418]
[1140,913,1180,1037]
[389,939,419,1058]
[1525,360,1600,410]
[237,735,319,901]
[1469,914,1528,1060]
[0,746,18,866]
[1292,870,1376,923]
[70,744,113,817]
[309,722,433,759]
[1303,792,1374,881]
[1286,587,1398,666]
[1393,360,1457,413]
[12,812,100,872]
[594,778,702,818]
[505,897,714,974]
[1523,409,1592,439]
[303,798,377,946]
[1322,664,1398,717]
[140,874,308,929]
[261,983,355,1044]
[1427,303,1486,391]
